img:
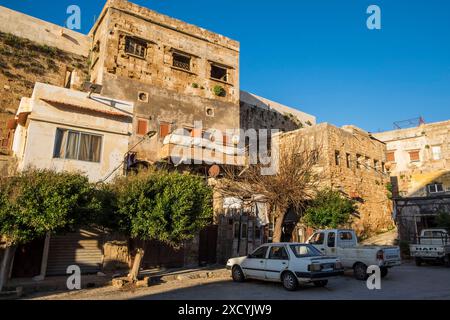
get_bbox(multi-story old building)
[0,0,317,276]
[373,120,450,241]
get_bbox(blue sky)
[1,0,449,132]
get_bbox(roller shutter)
[46,229,105,276]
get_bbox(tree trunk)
[128,245,145,282]
[0,245,16,292]
[272,210,287,243]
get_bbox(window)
[136,119,148,136]
[249,246,268,259]
[206,107,214,117]
[125,37,147,58]
[138,92,149,102]
[346,153,351,168]
[335,150,341,166]
[327,232,336,248]
[255,227,261,240]
[339,231,353,241]
[374,160,380,171]
[268,246,289,260]
[64,67,73,89]
[386,151,395,162]
[382,162,386,173]
[290,244,322,258]
[432,146,442,160]
[159,122,171,139]
[309,232,325,245]
[211,64,228,82]
[356,154,362,169]
[53,128,102,163]
[172,52,191,71]
[365,157,371,171]
[241,223,248,239]
[428,183,444,194]
[409,150,420,162]
[233,222,240,239]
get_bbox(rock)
[135,278,150,288]
[4,85,11,91]
[112,278,127,288]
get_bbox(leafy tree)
[436,212,450,231]
[0,169,97,290]
[302,189,356,229]
[112,169,213,281]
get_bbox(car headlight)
[335,261,343,270]
[309,263,321,272]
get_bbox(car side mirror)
[247,254,253,259]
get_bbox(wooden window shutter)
[160,123,170,139]
[137,119,148,136]
[409,150,420,162]
[223,135,228,146]
[386,152,395,162]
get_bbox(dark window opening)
[125,37,147,58]
[335,150,341,166]
[172,52,191,71]
[346,153,351,168]
[211,64,228,82]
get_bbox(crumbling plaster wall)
[373,120,450,197]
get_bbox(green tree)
[112,170,213,281]
[0,169,97,290]
[436,212,450,231]
[302,189,356,229]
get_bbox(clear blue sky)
[1,0,449,132]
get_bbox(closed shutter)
[160,123,170,139]
[46,229,105,276]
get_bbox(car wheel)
[231,266,245,282]
[282,271,298,291]
[380,267,388,278]
[353,263,368,281]
[415,257,422,267]
[313,280,328,287]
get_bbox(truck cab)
[308,229,402,280]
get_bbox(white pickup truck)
[307,229,401,280]
[410,229,450,267]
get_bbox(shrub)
[213,85,226,97]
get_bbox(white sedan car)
[226,243,344,291]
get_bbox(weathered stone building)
[280,123,394,238]
[0,0,318,274]
[88,0,241,165]
[373,120,450,241]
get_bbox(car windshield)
[290,244,323,258]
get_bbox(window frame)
[53,128,103,163]
[172,51,192,72]
[268,246,289,261]
[428,183,444,194]
[408,150,420,163]
[431,146,442,160]
[386,151,396,163]
[210,63,229,83]
[124,36,148,59]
